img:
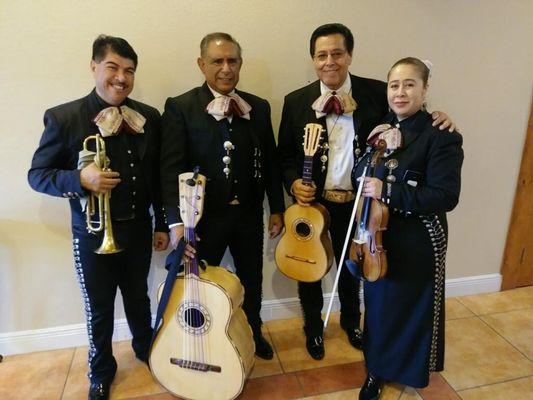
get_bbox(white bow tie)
[205,93,251,121]
[311,90,357,118]
[93,105,146,137]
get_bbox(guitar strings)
[183,176,207,369]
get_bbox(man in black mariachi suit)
[278,23,385,362]
[28,35,169,400]
[160,32,285,360]
[277,23,454,362]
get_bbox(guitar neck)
[302,155,314,186]
[184,226,200,276]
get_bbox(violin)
[349,139,389,282]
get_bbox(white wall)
[1,0,532,338]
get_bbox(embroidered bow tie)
[312,90,357,118]
[367,123,403,150]
[206,93,252,121]
[93,105,146,137]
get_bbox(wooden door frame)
[501,99,533,290]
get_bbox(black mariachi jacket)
[277,74,388,198]
[353,110,464,216]
[28,89,166,231]
[160,82,285,225]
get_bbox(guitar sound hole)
[295,222,311,238]
[184,308,205,328]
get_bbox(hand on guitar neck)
[169,225,197,260]
[291,178,317,206]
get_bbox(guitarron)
[275,123,334,282]
[149,169,255,400]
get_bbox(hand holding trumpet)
[80,162,121,194]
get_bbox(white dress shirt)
[320,76,355,191]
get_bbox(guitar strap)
[150,240,186,348]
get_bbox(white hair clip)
[421,59,433,77]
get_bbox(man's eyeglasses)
[313,51,347,62]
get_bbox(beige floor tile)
[110,340,165,399]
[445,298,474,320]
[296,361,365,396]
[0,347,74,400]
[481,309,533,360]
[297,388,360,399]
[240,373,304,399]
[250,330,283,379]
[62,346,90,400]
[457,286,533,315]
[266,313,363,373]
[398,386,422,399]
[458,376,533,400]
[416,372,461,399]
[62,341,166,400]
[380,382,404,399]
[442,317,533,391]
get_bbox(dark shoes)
[254,334,274,360]
[305,335,325,360]
[359,373,384,400]
[345,327,363,350]
[88,382,110,400]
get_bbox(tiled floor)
[1,286,532,399]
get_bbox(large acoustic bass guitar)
[275,123,334,282]
[149,169,255,400]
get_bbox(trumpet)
[83,134,123,254]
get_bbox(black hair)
[388,57,430,85]
[92,34,138,69]
[310,23,354,57]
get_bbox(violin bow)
[323,150,371,329]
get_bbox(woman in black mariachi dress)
[353,57,464,400]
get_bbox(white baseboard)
[0,273,502,356]
[444,273,502,297]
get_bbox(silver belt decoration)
[322,189,355,203]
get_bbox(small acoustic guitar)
[149,169,255,400]
[275,123,334,282]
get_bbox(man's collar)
[320,74,351,95]
[93,88,129,109]
[206,83,236,98]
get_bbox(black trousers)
[196,203,264,335]
[298,199,361,337]
[72,219,153,384]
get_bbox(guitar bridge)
[170,357,222,373]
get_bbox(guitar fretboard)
[302,155,314,186]
[185,226,199,276]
